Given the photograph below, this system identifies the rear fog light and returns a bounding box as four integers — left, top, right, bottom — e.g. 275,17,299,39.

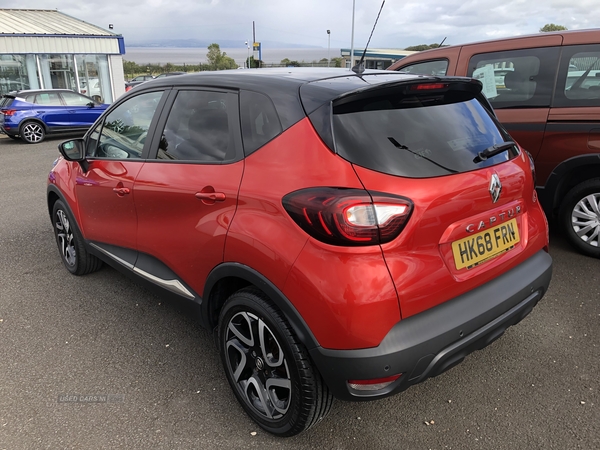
348,374,402,391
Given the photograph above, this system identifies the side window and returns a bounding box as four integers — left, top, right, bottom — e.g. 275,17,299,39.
240,90,282,155
34,93,62,106
468,47,560,108
158,90,234,162
87,91,164,160
398,60,448,76
554,45,600,105
60,91,94,106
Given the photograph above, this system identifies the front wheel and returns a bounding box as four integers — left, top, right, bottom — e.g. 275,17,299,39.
20,121,46,144
559,178,600,258
52,200,103,275
218,288,333,436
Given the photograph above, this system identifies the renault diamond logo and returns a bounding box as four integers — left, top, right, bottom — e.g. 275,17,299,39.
489,173,502,204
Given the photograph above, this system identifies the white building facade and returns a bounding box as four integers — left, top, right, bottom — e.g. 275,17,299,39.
0,9,126,103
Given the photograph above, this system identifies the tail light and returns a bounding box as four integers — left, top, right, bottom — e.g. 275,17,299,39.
1,109,16,116
524,149,536,186
282,188,413,246
125,85,133,92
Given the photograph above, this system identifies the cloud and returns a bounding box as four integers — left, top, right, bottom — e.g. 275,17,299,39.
15,0,600,49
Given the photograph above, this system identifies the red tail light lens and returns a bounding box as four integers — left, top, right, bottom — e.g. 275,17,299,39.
125,86,132,92
1,109,16,116
282,188,413,246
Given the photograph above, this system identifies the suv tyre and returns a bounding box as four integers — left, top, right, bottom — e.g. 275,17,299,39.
559,178,600,258
218,288,333,436
21,120,45,144
52,200,103,275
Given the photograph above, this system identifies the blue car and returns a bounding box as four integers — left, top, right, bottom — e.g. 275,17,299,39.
0,89,109,144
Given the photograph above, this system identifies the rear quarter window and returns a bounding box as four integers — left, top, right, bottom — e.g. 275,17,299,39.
240,90,282,155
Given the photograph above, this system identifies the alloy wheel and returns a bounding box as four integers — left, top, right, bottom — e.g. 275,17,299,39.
55,209,77,267
570,193,600,248
21,122,45,143
224,311,292,420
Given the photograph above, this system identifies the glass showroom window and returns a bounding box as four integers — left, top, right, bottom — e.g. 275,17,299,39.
0,55,40,95
76,54,113,103
39,54,77,92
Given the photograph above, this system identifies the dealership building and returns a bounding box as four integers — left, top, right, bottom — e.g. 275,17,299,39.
0,8,126,103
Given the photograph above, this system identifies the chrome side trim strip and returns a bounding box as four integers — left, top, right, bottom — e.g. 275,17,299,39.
89,243,195,300
89,243,134,270
132,267,195,299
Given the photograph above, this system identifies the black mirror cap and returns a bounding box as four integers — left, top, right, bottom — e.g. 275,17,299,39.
59,139,88,171
59,139,86,161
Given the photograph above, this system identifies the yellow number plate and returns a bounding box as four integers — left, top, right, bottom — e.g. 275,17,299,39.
452,218,520,270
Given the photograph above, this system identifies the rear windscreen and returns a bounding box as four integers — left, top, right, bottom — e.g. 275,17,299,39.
332,91,516,178
0,96,14,108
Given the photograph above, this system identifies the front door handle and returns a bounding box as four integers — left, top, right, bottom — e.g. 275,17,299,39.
113,187,130,196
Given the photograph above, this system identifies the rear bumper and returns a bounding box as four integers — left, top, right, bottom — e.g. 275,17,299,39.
309,250,552,401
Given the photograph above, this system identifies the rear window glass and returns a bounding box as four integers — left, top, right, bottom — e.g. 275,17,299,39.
333,92,515,178
0,96,13,107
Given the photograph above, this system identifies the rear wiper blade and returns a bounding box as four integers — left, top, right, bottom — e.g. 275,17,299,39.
473,141,516,163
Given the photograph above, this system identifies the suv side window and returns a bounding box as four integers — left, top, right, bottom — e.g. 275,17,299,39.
553,44,600,106
157,90,235,162
60,91,95,106
468,47,560,108
240,90,282,155
86,91,164,160
34,92,62,106
399,60,449,76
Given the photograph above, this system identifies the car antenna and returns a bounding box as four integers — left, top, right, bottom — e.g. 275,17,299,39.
352,0,386,75
437,37,447,48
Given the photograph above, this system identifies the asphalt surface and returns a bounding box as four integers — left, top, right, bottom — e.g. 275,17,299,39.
1,134,598,449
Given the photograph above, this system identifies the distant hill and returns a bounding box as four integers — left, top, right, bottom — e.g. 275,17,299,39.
125,38,321,49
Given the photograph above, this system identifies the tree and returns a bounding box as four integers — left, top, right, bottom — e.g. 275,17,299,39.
540,23,568,32
206,43,238,70
404,44,447,51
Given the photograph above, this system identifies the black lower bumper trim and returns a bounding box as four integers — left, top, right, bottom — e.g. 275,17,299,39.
309,250,552,401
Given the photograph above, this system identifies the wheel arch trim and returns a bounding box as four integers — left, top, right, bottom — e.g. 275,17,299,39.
537,153,600,216
203,263,320,350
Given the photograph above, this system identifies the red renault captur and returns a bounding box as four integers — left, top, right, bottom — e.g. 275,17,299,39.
47,68,552,436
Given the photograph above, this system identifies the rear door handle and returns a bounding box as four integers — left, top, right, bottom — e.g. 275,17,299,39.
195,192,226,203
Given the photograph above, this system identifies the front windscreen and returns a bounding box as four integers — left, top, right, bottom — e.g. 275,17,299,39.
333,93,516,178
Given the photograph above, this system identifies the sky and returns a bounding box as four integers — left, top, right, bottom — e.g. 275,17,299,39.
15,0,600,49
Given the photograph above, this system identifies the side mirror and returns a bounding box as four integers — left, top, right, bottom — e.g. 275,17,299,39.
59,139,88,171
87,102,95,108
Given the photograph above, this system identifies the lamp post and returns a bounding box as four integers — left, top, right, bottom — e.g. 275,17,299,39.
327,30,331,67
245,41,250,68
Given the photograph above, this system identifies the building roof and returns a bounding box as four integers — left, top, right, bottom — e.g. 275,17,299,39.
0,9,115,36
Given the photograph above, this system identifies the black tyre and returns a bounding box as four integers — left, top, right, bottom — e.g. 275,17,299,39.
559,178,600,258
218,288,333,436
20,121,46,144
52,200,103,275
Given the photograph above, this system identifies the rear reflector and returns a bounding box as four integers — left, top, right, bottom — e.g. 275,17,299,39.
348,374,402,391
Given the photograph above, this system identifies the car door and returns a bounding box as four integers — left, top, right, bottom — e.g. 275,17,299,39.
59,91,104,127
539,43,600,185
74,90,167,252
133,88,244,298
32,91,70,128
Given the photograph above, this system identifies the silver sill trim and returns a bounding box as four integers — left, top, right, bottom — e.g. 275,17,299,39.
132,267,195,300
89,243,134,270
89,243,195,300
